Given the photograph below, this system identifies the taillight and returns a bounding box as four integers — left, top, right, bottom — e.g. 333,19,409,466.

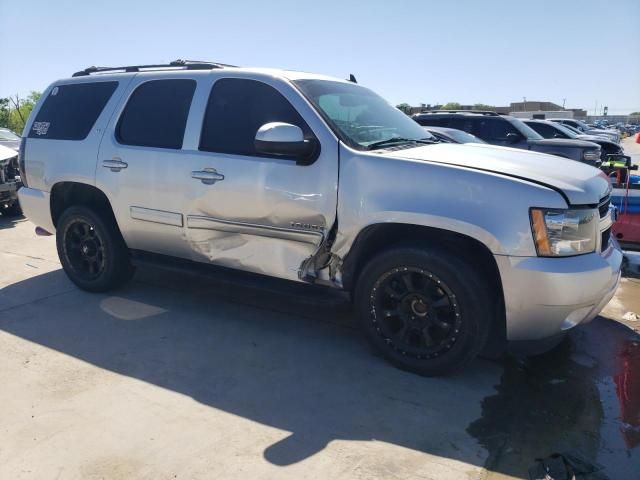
18,137,27,187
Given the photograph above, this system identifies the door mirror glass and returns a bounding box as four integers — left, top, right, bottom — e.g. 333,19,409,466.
506,132,521,144
254,122,318,164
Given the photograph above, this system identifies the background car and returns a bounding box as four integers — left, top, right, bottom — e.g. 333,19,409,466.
0,128,21,151
412,111,602,167
549,118,620,143
523,119,623,162
422,126,486,144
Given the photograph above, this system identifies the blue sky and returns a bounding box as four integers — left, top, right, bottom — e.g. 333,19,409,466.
1,0,639,114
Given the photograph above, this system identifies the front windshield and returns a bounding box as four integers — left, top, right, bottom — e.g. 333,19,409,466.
560,123,583,135
509,118,544,140
552,123,578,138
294,80,434,150
447,129,486,144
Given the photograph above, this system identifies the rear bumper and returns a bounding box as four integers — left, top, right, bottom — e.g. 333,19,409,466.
17,187,54,232
496,240,623,343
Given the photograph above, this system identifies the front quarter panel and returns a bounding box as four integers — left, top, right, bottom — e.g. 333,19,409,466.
333,144,568,260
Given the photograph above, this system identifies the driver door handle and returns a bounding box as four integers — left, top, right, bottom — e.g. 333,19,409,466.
192,168,224,185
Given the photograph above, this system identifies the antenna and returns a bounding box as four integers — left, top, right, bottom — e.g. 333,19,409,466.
348,74,357,84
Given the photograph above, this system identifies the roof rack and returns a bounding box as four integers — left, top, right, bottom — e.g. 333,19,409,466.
72,59,236,77
417,110,499,116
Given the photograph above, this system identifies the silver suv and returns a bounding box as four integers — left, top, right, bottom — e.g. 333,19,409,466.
18,61,622,376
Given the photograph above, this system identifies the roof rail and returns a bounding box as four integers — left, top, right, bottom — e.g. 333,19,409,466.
415,110,499,116
71,59,237,77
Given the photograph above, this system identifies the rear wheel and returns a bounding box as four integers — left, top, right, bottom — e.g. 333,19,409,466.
56,206,134,292
355,245,493,376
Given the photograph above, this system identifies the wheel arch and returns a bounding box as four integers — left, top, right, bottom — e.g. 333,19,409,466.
341,222,506,354
50,181,118,229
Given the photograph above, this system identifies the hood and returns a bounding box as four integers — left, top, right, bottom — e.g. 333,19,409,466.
587,128,619,140
528,138,600,149
575,135,620,149
0,140,20,151
0,144,17,163
383,143,610,205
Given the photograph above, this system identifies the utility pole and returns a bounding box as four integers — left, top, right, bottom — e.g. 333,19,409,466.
523,96,527,112
562,98,566,109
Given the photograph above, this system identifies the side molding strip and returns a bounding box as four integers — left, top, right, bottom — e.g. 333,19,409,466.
186,215,324,245
130,206,183,227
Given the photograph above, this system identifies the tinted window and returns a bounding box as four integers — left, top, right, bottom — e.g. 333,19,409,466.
117,79,196,149
29,82,118,140
527,122,561,138
472,118,520,142
200,78,313,157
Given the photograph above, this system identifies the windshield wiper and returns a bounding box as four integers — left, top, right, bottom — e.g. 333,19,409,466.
367,137,436,150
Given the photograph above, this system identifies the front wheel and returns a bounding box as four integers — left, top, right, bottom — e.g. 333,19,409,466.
56,206,134,292
354,246,493,376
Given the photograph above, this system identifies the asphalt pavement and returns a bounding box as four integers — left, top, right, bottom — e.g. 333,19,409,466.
1,206,639,479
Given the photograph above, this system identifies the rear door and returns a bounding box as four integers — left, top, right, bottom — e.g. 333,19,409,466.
176,75,339,282
96,73,198,258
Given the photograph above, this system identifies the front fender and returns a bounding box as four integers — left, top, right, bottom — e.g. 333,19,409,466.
333,146,568,260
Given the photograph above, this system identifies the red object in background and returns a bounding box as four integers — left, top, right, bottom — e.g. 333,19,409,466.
636,133,640,144
614,340,640,449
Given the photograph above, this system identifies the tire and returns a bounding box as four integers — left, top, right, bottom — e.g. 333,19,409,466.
56,206,134,292
354,245,493,376
2,201,22,217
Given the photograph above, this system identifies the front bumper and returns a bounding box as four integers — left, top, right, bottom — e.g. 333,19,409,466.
496,240,623,343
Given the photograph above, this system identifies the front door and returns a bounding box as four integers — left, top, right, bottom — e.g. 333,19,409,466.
177,75,339,282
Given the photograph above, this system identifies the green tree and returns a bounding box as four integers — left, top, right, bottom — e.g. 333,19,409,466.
440,102,461,110
1,91,42,133
630,112,640,116
473,103,495,111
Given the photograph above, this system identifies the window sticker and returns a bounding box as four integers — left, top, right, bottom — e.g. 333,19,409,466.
32,121,50,136
51,86,59,96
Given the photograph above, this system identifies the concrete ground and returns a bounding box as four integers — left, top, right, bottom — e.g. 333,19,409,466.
1,212,640,479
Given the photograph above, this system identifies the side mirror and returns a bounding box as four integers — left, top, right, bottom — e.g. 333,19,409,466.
506,132,521,144
254,122,318,165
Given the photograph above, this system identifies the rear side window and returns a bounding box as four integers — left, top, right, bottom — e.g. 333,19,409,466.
117,79,196,149
29,81,118,140
199,78,313,158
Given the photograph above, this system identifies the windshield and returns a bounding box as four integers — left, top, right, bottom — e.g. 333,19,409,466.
0,129,20,141
444,129,485,144
294,80,434,150
508,118,544,140
551,122,579,138
560,123,583,135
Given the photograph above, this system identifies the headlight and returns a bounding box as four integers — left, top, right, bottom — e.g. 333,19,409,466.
530,208,598,256
583,149,601,161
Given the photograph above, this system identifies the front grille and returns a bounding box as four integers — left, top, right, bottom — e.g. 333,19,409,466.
598,195,610,218
601,227,611,250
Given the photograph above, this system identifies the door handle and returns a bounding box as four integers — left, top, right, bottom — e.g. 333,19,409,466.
102,158,128,172
192,168,224,185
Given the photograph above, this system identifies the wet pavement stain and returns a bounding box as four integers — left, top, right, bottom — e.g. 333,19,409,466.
468,316,640,479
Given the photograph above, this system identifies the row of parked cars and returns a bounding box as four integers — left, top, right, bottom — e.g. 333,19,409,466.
412,111,624,168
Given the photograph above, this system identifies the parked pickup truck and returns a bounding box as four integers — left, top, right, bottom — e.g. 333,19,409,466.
18,61,622,376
